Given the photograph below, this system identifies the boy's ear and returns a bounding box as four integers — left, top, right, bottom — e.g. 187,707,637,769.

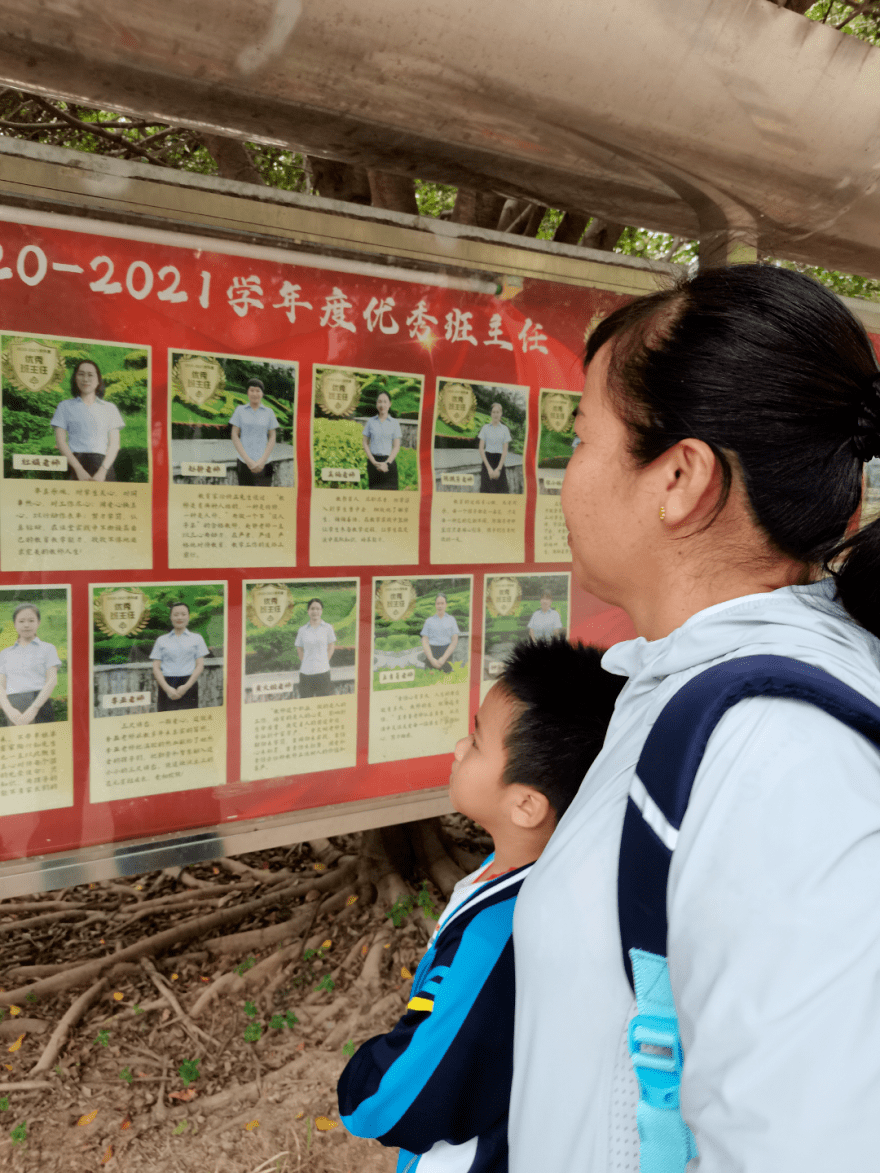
509,786,552,829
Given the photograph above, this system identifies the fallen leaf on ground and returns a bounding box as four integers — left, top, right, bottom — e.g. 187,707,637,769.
8,1006,20,1017
77,1109,98,1127
168,1088,197,1102
244,1119,259,1131
316,1117,339,1131
101,1144,113,1164
112,992,124,1001
7,1034,25,1052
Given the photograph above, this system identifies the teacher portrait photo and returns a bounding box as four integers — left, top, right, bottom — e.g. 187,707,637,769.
150,602,209,712
230,378,279,486
295,597,337,698
478,402,511,493
421,594,460,674
362,391,402,489
51,359,125,481
0,603,61,727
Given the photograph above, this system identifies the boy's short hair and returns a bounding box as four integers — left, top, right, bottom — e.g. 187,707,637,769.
498,638,624,822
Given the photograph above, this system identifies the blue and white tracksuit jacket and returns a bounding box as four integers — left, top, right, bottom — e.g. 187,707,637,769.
338,857,532,1172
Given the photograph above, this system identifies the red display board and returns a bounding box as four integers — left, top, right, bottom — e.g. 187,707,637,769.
0,210,638,868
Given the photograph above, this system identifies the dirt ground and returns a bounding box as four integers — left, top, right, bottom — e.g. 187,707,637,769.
0,816,488,1173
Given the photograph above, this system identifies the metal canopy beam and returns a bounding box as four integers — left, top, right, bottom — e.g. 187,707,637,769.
0,0,878,276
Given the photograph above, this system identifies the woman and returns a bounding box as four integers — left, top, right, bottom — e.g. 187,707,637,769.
478,402,511,493
150,602,208,712
527,593,563,643
420,594,460,674
52,359,125,481
295,598,336,698
508,265,880,1173
230,379,279,487
0,604,61,727
362,391,402,489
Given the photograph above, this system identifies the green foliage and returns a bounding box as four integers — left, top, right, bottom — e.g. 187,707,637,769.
434,382,526,452
414,181,457,218
92,583,224,666
170,354,295,441
94,1029,110,1047
0,337,149,481
386,882,440,926
313,417,366,488
314,369,422,420
178,1059,200,1087
538,425,578,468
374,580,470,642
484,575,569,649
243,1021,262,1042
342,1039,356,1058
245,583,357,674
119,1067,133,1085
234,955,257,977
10,1121,25,1145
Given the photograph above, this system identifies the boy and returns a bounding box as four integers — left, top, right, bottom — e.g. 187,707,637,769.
337,638,624,1172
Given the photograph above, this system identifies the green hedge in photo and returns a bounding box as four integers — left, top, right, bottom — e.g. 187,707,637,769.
1,340,149,481
244,583,358,674
313,418,417,491
93,584,224,667
170,356,295,442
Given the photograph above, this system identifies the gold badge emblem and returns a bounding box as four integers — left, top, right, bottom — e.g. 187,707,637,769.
172,355,224,407
541,391,577,434
486,576,522,618
375,578,418,624
3,339,61,392
248,582,293,629
437,381,477,431
94,588,151,638
316,368,360,418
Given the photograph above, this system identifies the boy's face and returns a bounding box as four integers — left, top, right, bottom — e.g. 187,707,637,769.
449,683,516,829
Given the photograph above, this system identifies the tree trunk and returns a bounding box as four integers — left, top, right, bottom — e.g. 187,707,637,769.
499,199,546,236
197,134,264,186
305,156,372,204
581,217,626,252
451,187,506,229
367,170,419,215
553,212,590,246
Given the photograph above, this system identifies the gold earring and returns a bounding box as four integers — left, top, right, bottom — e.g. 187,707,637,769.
659,505,666,520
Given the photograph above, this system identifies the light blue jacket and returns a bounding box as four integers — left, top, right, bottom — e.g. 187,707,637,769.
510,580,880,1173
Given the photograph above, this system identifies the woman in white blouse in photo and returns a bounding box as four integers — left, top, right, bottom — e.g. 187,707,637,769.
0,604,61,727
230,379,279,487
362,391,402,490
295,598,336,698
420,594,460,674
150,602,209,712
52,359,125,482
478,402,511,493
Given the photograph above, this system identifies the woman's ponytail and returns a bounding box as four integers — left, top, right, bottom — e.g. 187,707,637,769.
829,373,880,639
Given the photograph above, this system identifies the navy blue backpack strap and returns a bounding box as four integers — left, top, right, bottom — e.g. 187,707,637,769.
617,654,880,1173
619,653,880,987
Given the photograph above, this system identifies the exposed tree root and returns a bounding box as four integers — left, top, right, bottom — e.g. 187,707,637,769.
28,976,108,1075
1,859,358,1004
411,819,466,898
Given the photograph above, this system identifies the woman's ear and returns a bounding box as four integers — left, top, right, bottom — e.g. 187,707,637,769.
660,438,721,527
